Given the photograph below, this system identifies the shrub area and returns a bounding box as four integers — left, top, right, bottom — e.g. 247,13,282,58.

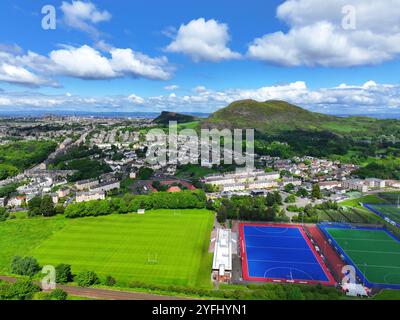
65,190,207,218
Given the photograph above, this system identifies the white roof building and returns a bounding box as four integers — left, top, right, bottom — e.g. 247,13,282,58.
212,229,232,274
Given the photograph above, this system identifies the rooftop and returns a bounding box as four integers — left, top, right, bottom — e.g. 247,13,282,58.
212,228,232,272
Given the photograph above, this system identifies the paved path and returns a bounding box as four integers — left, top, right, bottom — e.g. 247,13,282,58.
0,276,188,300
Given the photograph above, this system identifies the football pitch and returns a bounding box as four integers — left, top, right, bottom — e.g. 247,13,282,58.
0,210,214,287
240,224,334,285
320,225,400,289
364,204,400,226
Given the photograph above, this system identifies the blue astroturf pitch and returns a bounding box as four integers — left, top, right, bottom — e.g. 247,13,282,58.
240,224,334,285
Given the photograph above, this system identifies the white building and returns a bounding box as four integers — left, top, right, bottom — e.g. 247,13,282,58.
365,178,385,189
386,180,400,188
281,178,302,187
319,181,342,190
212,229,232,283
58,187,70,198
248,180,278,190
7,196,26,207
223,183,246,192
90,180,120,193
204,169,280,192
342,179,368,193
76,191,105,203
51,194,59,204
75,178,99,191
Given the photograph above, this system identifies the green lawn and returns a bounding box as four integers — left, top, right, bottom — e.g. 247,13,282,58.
29,210,214,288
176,164,218,179
0,216,66,274
373,290,400,300
325,227,400,286
340,195,386,208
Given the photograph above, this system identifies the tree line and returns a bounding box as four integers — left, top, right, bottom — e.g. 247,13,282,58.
211,192,289,223
64,190,207,218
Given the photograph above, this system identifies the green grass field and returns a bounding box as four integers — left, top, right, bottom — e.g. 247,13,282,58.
0,216,67,274
325,227,400,286
30,209,214,287
340,194,387,208
366,204,400,225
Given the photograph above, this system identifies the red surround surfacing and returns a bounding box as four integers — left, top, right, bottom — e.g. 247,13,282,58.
239,223,336,286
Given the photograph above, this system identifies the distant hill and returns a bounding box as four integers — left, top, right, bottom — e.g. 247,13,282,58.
153,111,197,125
201,99,337,132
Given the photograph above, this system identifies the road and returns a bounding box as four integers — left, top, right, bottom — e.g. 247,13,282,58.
0,276,188,300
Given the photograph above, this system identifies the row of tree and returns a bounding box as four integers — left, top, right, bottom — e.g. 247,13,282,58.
64,190,207,218
10,256,115,289
213,192,288,223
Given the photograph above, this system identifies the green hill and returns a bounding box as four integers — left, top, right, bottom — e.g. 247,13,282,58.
201,99,337,132
153,111,196,125
198,100,400,174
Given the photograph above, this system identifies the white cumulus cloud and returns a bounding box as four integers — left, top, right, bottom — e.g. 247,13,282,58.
164,84,179,91
248,0,400,67
61,0,111,37
0,44,173,86
166,18,241,62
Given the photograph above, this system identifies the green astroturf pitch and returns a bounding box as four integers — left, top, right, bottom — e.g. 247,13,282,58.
365,204,400,225
322,226,400,288
1,210,214,287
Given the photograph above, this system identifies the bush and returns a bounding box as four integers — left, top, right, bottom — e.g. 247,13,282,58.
28,195,56,217
0,279,40,300
285,195,297,204
11,256,40,277
49,288,68,300
65,190,207,218
55,264,73,284
33,291,51,300
0,207,9,222
104,275,116,287
75,271,100,287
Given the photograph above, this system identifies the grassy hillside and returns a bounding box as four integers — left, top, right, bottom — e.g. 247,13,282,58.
202,99,336,132
153,111,197,125
202,99,400,136
199,100,400,174
0,140,57,180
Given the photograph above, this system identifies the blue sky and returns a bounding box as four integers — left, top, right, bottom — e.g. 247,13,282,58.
0,0,399,114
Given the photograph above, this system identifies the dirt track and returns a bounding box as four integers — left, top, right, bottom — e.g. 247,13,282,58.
0,275,189,300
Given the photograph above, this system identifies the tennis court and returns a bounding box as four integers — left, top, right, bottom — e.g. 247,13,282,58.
363,204,400,227
240,223,334,285
320,224,400,289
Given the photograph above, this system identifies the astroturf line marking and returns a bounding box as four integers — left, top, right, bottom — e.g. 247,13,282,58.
247,259,322,266
262,267,315,280
246,245,311,251
253,227,291,235
346,249,400,255
352,264,400,269
246,234,304,239
333,237,396,242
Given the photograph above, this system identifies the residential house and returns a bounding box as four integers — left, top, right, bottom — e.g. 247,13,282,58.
76,191,105,203
319,181,342,190
90,180,120,193
58,187,70,198
75,178,99,191
7,195,26,207
342,179,368,193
